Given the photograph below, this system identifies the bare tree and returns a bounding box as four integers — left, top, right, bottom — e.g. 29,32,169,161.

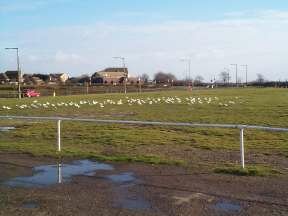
154,72,176,83
219,71,229,84
256,73,265,84
140,73,149,83
194,75,204,85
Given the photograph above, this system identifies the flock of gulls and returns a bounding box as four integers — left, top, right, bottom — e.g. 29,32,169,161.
1,96,243,111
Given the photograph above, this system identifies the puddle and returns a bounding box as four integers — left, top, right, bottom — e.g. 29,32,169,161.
108,172,152,211
107,172,136,184
22,201,39,209
2,160,152,212
3,160,113,188
114,196,152,211
0,127,15,132
214,200,241,212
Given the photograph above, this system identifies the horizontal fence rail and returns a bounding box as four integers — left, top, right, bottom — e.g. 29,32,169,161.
1,115,288,169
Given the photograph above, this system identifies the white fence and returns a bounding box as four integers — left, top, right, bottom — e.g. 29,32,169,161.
1,115,288,169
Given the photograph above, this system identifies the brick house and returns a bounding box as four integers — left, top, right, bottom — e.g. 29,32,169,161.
91,68,128,84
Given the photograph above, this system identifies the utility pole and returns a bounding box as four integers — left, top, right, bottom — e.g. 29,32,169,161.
113,56,127,94
138,77,142,93
224,67,230,86
5,48,21,99
181,58,192,89
241,65,248,86
231,64,238,87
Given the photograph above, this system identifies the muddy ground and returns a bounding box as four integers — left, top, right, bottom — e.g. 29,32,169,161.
0,153,287,216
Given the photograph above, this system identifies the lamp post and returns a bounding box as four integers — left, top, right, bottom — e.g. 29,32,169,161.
230,64,238,87
5,48,21,99
138,77,142,93
224,67,230,86
113,56,127,94
181,58,192,89
241,64,248,86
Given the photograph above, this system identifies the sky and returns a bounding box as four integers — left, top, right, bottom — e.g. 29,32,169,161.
1,0,288,82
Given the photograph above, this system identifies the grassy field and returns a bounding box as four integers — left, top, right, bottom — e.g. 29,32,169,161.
0,88,287,173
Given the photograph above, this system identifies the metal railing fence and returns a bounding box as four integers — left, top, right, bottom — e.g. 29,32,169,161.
1,115,288,169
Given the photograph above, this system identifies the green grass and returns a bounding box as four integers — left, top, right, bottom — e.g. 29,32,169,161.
214,165,282,176
0,88,288,126
0,88,287,171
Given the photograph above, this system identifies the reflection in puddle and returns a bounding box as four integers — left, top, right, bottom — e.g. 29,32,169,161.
107,172,136,183
2,160,152,212
22,201,39,209
3,160,113,188
108,172,152,211
0,127,15,132
215,200,241,212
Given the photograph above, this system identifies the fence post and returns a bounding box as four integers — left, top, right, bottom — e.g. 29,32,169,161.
57,120,61,152
240,128,245,169
58,163,62,184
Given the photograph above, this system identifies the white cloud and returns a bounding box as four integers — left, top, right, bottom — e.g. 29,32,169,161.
259,10,288,19
224,9,288,21
27,55,40,62
2,10,288,81
54,51,83,63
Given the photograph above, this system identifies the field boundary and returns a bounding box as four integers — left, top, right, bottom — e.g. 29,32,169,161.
1,115,288,169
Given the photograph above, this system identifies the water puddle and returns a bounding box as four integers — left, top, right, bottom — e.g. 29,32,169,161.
107,172,136,184
108,172,152,211
22,201,39,209
3,160,113,188
2,160,152,212
0,127,15,132
114,195,152,211
214,200,241,213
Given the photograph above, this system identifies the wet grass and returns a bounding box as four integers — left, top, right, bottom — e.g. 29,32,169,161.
0,88,287,169
214,165,282,176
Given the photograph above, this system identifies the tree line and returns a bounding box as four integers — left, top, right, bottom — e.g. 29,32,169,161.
144,71,287,87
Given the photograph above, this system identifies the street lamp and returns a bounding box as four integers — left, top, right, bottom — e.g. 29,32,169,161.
113,56,128,94
241,65,248,86
5,48,21,99
181,58,192,89
224,67,230,85
138,77,142,93
230,64,238,87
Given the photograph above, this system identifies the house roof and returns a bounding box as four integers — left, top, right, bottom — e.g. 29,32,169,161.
102,67,128,73
5,71,19,79
31,77,44,83
0,73,9,80
92,67,128,79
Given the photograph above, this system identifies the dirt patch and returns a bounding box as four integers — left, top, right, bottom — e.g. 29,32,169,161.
0,153,287,216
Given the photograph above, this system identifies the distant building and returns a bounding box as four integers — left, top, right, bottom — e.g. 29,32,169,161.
49,73,69,84
22,74,33,85
92,67,128,84
0,73,10,84
5,71,19,82
23,74,45,86
32,74,50,83
68,75,90,85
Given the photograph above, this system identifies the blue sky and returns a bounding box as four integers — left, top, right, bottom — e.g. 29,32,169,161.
1,0,288,81
2,0,288,29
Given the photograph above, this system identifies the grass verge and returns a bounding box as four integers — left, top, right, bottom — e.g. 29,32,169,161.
214,164,282,177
